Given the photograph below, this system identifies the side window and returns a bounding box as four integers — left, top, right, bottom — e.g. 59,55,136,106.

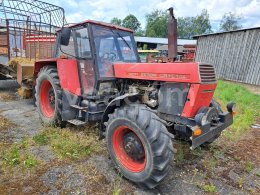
60,32,75,56
75,27,91,58
117,35,136,61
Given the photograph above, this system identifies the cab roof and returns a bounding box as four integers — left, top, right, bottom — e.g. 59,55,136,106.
63,20,134,33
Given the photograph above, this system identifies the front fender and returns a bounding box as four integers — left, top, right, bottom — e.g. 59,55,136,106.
99,93,139,139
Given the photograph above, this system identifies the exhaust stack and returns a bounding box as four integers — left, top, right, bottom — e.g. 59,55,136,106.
168,7,177,61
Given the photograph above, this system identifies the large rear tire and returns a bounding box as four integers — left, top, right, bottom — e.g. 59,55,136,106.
106,104,174,189
35,66,64,126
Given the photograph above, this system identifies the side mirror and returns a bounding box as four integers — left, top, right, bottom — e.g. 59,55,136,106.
60,27,71,46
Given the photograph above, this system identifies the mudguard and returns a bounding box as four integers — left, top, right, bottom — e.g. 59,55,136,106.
100,93,139,139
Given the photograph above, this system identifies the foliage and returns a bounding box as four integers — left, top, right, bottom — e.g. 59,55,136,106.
111,15,142,33
23,155,37,168
244,161,254,173
1,143,38,169
214,80,260,140
111,17,122,26
33,134,49,145
2,145,20,166
199,183,217,193
145,9,212,39
145,10,168,38
122,14,141,32
219,12,243,32
177,9,212,39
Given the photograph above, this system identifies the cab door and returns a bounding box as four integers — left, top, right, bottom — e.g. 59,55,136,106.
74,26,95,95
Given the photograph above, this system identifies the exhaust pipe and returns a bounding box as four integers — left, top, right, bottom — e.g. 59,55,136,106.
168,7,177,61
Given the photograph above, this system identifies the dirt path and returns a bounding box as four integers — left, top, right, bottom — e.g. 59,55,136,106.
0,80,259,194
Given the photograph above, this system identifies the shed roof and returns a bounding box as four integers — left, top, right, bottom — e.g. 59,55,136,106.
134,36,197,45
193,26,260,39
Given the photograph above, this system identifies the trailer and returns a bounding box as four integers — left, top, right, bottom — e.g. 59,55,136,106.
0,0,65,89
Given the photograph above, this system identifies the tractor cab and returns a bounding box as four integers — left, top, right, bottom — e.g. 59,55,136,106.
56,21,139,95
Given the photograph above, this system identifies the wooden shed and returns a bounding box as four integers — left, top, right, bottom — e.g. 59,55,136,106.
194,27,260,85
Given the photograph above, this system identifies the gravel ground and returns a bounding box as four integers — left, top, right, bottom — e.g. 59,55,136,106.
0,80,259,194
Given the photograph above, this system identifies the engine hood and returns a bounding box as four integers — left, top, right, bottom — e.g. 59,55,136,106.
113,62,216,84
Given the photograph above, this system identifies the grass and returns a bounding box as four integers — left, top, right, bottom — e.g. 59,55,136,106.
1,142,38,169
33,134,49,145
2,145,20,166
214,80,260,140
0,91,17,102
23,155,38,168
33,125,102,160
198,183,217,193
0,115,16,131
244,161,254,173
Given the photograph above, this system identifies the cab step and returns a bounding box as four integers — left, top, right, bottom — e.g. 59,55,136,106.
67,119,86,126
70,105,88,111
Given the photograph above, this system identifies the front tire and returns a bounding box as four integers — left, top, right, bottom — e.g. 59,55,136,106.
35,66,63,126
106,104,174,189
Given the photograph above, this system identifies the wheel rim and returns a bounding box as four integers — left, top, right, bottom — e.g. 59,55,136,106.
112,126,146,173
39,79,55,118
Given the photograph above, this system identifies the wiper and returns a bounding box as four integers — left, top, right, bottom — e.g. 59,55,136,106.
111,29,131,50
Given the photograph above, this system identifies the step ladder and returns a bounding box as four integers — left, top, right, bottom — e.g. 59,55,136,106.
67,119,86,126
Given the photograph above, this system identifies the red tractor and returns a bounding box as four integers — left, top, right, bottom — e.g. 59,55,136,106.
33,8,235,189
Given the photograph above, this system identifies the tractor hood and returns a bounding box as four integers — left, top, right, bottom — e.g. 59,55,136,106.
114,62,216,84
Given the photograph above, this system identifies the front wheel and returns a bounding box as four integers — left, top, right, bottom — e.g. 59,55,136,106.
106,104,174,189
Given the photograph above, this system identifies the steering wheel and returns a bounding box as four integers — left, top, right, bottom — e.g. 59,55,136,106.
103,52,117,61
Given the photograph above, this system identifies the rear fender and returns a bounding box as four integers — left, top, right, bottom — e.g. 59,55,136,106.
34,58,58,77
34,58,81,96
100,93,139,139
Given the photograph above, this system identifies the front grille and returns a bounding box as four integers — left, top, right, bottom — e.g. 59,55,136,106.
199,64,216,83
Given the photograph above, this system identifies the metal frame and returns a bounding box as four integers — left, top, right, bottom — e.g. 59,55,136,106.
0,0,65,61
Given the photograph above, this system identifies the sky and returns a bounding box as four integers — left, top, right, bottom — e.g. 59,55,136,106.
45,0,260,31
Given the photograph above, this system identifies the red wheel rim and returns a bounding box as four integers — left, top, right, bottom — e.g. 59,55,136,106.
112,126,146,173
39,79,55,118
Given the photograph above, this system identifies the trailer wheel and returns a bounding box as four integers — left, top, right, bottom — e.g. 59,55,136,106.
35,66,64,126
106,104,174,189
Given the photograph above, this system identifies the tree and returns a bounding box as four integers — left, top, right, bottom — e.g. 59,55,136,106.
177,9,212,39
219,12,243,31
111,17,122,26
145,9,212,39
122,14,141,32
145,10,168,38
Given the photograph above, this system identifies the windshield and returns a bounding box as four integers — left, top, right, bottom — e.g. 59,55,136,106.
92,25,138,78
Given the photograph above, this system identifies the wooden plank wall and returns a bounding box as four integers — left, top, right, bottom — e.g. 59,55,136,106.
195,29,260,85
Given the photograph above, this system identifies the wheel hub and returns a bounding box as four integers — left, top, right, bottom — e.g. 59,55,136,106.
48,88,55,107
123,132,145,161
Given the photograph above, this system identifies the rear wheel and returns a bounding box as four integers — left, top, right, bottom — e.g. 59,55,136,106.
106,104,174,189
35,66,63,126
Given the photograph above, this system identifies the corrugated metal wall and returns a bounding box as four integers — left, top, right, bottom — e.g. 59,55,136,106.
195,28,260,85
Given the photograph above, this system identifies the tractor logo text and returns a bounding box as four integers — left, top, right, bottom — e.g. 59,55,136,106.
128,72,190,80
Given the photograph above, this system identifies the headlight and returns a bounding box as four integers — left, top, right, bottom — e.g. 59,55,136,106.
227,102,236,115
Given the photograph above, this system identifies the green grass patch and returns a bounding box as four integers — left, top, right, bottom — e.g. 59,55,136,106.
244,161,254,173
23,155,38,168
2,145,20,166
214,80,260,140
199,183,217,193
33,134,49,145
33,126,102,160
1,142,38,169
